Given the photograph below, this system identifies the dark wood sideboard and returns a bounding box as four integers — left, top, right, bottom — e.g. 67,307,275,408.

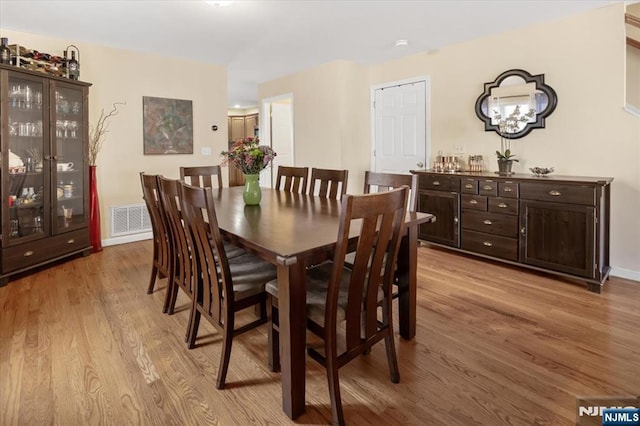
411,170,613,293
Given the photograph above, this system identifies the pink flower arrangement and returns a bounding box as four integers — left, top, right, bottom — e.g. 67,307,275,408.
221,137,277,175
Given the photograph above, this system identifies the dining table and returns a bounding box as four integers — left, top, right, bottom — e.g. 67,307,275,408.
210,187,435,419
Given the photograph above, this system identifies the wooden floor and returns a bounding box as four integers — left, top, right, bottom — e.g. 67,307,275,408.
1,241,638,425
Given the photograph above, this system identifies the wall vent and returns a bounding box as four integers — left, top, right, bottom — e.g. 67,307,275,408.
110,204,151,237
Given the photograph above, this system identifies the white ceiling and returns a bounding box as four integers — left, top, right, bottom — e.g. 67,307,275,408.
0,0,620,108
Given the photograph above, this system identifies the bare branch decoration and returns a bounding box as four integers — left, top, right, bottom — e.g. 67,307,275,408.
89,101,126,166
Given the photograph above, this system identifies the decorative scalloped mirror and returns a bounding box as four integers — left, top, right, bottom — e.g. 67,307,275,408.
475,69,557,139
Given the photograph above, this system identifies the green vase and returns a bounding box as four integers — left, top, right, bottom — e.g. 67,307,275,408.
243,173,262,205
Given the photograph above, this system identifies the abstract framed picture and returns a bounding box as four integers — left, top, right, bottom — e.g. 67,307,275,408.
143,96,194,155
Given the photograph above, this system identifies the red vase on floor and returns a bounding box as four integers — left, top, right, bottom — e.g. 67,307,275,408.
89,165,102,252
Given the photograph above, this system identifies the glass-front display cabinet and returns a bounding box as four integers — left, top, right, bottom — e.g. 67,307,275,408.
1,64,92,285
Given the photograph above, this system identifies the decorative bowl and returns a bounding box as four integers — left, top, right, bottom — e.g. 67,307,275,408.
530,167,554,177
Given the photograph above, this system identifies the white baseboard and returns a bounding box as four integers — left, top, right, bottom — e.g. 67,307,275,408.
102,232,153,247
610,267,640,283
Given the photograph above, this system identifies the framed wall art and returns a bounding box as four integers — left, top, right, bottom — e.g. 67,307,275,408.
143,96,193,155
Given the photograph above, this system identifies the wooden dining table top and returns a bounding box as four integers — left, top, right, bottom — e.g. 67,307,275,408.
209,187,435,263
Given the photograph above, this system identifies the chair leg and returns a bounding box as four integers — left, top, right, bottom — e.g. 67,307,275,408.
184,298,194,343
326,353,345,426
168,282,180,315
384,333,400,383
147,265,158,294
267,298,280,372
259,298,267,322
187,309,201,349
162,279,174,313
382,299,400,383
216,317,235,389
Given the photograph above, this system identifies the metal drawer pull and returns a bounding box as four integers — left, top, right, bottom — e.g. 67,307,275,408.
432,181,440,186
504,187,513,192
549,190,561,196
521,227,526,236
498,203,508,208
483,185,492,190
469,199,478,205
483,241,493,247
24,250,34,257
465,184,473,189
454,217,459,224
483,219,492,225
67,239,75,244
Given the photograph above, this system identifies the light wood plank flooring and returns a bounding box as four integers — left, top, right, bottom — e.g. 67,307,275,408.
1,241,638,425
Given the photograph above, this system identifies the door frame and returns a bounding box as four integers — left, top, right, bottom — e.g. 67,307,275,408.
370,75,431,172
260,93,294,187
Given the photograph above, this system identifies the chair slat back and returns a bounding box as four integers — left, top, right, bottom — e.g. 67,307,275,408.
140,173,170,275
180,165,223,189
157,176,193,298
309,168,348,199
275,166,309,193
179,182,231,323
363,171,418,212
329,187,408,351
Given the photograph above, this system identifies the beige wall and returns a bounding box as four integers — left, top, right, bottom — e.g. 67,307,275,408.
259,4,640,278
3,29,229,242
260,60,370,192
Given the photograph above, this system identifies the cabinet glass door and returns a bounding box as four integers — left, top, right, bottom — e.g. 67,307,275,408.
5,73,47,244
52,84,84,232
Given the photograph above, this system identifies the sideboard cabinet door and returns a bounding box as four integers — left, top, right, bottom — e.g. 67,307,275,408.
519,200,595,278
418,190,460,247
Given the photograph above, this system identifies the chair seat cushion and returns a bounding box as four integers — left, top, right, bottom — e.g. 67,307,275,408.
223,241,247,259
265,262,382,325
229,253,277,300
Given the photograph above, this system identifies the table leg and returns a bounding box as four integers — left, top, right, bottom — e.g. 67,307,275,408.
397,226,418,340
276,260,307,419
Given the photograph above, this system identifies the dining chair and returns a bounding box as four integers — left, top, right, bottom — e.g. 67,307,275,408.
139,172,171,295
180,165,223,189
157,176,195,329
179,164,247,259
363,171,418,212
308,167,348,199
179,181,277,389
347,171,418,298
275,165,309,193
266,187,409,425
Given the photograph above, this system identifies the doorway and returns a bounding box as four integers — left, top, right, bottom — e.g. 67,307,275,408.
371,77,430,173
261,93,294,187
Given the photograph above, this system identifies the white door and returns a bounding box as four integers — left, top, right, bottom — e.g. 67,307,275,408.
270,102,293,176
260,95,294,187
373,80,427,173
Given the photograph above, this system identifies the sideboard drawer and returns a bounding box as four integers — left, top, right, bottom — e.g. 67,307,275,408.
461,194,487,211
462,210,518,237
478,179,498,196
460,178,478,194
488,197,519,215
2,230,89,273
499,182,519,198
461,230,518,261
520,183,595,205
419,175,460,192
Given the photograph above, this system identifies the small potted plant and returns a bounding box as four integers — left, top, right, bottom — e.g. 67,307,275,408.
496,147,519,174
493,105,535,175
